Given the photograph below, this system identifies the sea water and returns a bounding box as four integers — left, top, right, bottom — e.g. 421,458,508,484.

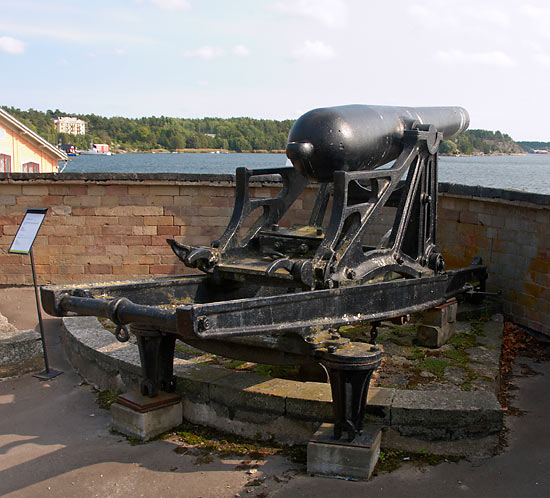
61,152,550,195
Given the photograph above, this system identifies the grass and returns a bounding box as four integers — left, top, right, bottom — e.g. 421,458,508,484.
407,349,427,361
253,364,301,380
374,449,461,476
96,389,121,409
98,317,117,334
419,357,449,377
169,420,307,464
443,349,470,364
175,344,204,356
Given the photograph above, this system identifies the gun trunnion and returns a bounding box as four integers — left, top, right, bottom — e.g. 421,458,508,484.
41,104,487,441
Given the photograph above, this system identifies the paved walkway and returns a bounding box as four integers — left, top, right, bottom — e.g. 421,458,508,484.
1,287,549,497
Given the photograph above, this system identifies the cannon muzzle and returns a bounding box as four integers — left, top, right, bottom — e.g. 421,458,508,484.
286,104,469,182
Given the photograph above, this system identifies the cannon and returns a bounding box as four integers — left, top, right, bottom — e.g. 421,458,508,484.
41,104,486,442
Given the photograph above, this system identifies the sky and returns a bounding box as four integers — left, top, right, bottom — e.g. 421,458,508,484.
1,0,550,141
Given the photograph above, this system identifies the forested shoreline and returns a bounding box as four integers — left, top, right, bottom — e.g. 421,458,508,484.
2,106,528,156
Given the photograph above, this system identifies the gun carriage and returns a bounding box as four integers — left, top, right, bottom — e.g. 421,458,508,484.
41,105,486,441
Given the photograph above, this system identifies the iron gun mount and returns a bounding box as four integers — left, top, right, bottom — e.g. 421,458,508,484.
41,104,487,442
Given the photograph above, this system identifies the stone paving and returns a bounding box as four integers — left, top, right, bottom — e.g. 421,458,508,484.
162,308,503,397
348,314,502,394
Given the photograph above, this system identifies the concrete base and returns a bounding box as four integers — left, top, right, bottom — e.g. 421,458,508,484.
416,299,458,348
0,328,44,378
307,423,382,480
111,390,182,441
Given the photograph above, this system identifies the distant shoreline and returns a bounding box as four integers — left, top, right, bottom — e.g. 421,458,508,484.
107,149,527,157
440,152,527,157
114,148,286,155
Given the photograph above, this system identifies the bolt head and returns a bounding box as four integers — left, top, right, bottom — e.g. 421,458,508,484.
197,316,211,332
298,243,309,254
345,268,356,279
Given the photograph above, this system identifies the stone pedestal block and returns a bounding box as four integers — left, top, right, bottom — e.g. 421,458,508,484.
416,299,458,348
307,423,382,480
111,390,182,441
0,328,44,378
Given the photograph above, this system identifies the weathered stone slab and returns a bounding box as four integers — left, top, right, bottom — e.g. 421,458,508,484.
285,382,333,422
382,428,499,458
111,394,182,441
61,316,506,451
478,314,504,349
308,423,381,480
456,299,503,321
0,326,43,378
0,313,17,334
175,363,234,404
416,300,458,348
391,389,503,440
210,371,290,416
365,387,395,424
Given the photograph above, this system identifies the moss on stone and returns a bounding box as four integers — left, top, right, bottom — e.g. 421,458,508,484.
96,389,121,409
374,449,461,476
419,358,449,377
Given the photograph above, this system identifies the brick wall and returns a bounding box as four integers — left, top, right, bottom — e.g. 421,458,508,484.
437,184,550,336
0,173,316,285
1,173,548,336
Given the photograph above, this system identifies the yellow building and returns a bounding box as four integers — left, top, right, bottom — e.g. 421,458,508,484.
0,108,67,173
54,116,87,135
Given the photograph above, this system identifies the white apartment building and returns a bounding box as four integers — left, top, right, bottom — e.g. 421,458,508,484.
54,116,87,135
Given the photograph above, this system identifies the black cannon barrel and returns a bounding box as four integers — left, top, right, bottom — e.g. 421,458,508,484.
286,104,469,182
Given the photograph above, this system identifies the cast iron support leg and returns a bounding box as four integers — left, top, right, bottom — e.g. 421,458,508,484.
159,334,177,392
132,324,177,397
318,342,381,441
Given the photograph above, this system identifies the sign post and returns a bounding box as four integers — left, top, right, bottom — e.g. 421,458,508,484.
9,208,63,380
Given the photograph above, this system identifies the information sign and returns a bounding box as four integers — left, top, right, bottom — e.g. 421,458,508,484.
8,208,47,254
7,207,62,380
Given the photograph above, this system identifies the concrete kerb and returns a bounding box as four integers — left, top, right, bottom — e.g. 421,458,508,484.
0,310,43,377
61,316,504,455
0,328,44,378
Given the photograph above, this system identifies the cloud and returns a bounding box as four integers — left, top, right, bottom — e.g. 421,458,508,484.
88,48,126,57
0,36,25,54
436,49,516,68
184,45,224,60
138,0,190,10
0,21,153,45
408,2,510,29
466,6,509,28
291,40,335,60
233,44,250,57
533,52,550,67
408,4,456,28
270,0,348,28
521,4,550,38
525,40,550,67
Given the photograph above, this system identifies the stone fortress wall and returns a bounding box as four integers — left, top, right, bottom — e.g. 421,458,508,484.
0,173,548,337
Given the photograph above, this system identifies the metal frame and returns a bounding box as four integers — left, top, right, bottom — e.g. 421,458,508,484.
41,108,487,441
